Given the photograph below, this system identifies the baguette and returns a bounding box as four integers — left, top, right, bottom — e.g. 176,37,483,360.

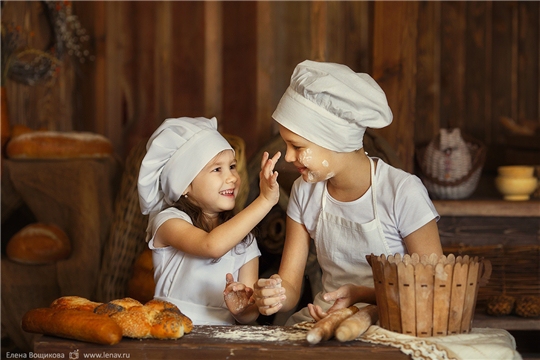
335,305,378,342
22,308,122,345
306,306,359,344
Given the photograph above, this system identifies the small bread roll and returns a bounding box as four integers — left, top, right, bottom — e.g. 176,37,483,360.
7,223,71,264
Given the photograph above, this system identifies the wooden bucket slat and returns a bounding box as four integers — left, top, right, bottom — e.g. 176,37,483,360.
433,263,453,336
372,256,390,330
461,261,479,333
398,262,416,336
415,263,434,337
448,262,469,334
384,261,402,333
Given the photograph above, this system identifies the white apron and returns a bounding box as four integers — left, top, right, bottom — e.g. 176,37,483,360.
287,157,391,324
154,252,236,325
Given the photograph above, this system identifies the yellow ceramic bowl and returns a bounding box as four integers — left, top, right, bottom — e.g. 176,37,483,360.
497,166,535,178
495,176,538,201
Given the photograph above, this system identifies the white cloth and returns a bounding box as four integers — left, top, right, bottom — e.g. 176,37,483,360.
287,158,396,325
148,207,261,325
361,325,522,360
272,60,392,152
287,158,439,258
138,117,233,218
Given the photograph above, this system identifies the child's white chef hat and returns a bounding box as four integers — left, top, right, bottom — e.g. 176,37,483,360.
137,117,233,216
272,60,392,152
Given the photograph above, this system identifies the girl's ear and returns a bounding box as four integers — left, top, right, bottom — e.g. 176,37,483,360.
183,184,192,197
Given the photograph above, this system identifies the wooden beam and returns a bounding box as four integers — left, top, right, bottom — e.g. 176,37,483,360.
204,1,223,120
222,2,257,158
310,1,327,61
416,1,441,146
440,2,466,130
256,2,277,146
372,1,418,172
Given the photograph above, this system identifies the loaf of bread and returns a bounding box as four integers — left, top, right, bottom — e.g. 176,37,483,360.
6,131,113,159
335,305,378,342
145,299,193,333
128,249,155,304
95,297,191,339
51,296,103,312
6,223,71,264
94,298,143,316
306,306,359,344
22,308,122,345
24,296,191,343
110,306,185,339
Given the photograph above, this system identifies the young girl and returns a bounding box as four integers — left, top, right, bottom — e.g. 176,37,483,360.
137,117,280,325
252,60,443,324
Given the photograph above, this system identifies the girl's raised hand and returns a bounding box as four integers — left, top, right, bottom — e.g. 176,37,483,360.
223,273,255,315
253,274,286,316
259,151,281,206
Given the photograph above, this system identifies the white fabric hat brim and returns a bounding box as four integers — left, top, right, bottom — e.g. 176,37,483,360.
272,87,366,152
272,60,392,152
161,127,232,206
137,117,233,216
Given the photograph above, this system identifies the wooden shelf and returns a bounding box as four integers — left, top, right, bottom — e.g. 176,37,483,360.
473,309,540,331
433,199,540,217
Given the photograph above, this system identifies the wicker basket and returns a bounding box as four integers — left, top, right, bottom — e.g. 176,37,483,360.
367,253,491,337
416,134,486,200
443,244,540,305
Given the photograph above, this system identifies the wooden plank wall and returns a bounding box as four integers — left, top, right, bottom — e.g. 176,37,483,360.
2,1,539,172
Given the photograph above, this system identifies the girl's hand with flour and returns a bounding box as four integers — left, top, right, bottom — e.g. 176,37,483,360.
259,151,281,206
223,273,255,316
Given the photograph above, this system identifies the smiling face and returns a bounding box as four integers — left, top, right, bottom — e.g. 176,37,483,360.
278,125,337,183
185,149,239,218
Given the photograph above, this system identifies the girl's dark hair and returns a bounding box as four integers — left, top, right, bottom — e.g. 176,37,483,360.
173,196,254,260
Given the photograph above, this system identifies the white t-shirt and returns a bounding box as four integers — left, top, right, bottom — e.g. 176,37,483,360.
147,207,261,325
287,158,439,255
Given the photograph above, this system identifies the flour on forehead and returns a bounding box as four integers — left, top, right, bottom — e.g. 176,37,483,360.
322,160,329,167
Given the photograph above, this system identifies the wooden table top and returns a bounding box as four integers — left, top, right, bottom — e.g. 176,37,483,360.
34,325,409,360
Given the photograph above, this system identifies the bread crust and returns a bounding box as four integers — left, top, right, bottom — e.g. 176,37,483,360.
51,296,103,312
6,131,113,159
144,299,193,333
25,297,190,342
22,308,122,345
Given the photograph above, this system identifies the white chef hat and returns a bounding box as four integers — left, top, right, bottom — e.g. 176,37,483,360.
272,60,393,152
137,117,233,216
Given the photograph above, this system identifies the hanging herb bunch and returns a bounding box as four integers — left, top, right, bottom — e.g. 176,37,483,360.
1,1,94,86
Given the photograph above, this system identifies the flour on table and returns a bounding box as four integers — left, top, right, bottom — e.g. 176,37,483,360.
210,326,306,342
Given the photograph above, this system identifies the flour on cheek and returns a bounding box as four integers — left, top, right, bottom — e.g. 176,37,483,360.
298,148,312,167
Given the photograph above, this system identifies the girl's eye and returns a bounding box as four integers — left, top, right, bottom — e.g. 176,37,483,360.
212,167,221,172
293,145,301,150
230,164,237,170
